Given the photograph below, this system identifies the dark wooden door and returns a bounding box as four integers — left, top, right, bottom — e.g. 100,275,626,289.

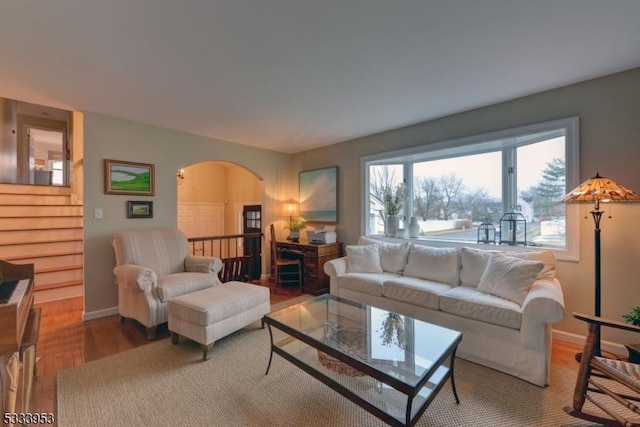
242,205,262,280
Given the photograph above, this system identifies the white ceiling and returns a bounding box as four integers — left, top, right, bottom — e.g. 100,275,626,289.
1,1,639,154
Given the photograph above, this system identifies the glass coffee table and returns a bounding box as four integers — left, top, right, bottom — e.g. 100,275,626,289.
263,295,462,427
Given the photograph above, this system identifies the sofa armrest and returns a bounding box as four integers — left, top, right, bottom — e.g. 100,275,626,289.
324,256,347,277
113,264,157,292
324,256,347,295
521,278,565,324
184,255,223,275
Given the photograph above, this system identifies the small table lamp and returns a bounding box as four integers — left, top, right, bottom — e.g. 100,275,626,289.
283,202,300,240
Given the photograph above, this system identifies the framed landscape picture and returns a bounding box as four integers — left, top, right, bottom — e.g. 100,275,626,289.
104,159,155,196
299,166,338,223
127,201,153,218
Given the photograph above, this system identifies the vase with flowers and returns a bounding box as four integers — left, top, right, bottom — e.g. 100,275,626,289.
382,184,404,237
285,218,306,242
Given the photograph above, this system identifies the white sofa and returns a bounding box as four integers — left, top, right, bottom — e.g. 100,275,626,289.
324,237,565,386
111,228,223,339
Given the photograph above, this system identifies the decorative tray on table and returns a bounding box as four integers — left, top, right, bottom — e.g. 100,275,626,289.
317,322,367,377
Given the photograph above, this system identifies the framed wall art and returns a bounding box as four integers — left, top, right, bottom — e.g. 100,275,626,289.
127,201,153,218
104,159,155,196
299,166,338,223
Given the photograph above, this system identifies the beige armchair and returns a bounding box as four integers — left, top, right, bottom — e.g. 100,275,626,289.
111,228,222,339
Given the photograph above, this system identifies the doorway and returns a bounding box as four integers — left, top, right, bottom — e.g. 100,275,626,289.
27,127,67,186
243,205,262,280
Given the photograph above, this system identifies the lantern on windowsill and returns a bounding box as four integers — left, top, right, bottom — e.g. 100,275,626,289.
477,219,496,244
499,211,527,246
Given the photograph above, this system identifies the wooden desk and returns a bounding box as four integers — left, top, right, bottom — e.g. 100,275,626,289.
274,240,343,295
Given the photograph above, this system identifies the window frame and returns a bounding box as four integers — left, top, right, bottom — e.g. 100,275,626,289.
361,117,580,261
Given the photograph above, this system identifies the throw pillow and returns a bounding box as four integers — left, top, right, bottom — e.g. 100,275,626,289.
509,250,556,281
358,236,410,273
460,247,497,286
345,244,383,273
402,245,460,285
477,253,544,305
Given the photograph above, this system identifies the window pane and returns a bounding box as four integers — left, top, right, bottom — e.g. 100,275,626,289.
412,152,501,241
368,164,404,236
517,137,566,248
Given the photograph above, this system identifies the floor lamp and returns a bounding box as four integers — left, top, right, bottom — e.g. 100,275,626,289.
563,173,640,359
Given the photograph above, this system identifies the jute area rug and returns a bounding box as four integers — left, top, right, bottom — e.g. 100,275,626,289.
58,298,599,427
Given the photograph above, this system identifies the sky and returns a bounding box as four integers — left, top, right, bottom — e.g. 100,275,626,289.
413,137,565,199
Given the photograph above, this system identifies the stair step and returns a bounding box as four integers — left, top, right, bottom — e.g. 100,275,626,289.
7,254,84,271
0,240,83,259
0,184,71,196
0,216,83,230
36,268,83,288
36,264,83,274
0,205,83,217
36,279,83,292
0,193,77,205
4,251,83,262
0,228,83,246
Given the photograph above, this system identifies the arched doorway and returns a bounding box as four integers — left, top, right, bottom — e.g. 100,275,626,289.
176,160,264,280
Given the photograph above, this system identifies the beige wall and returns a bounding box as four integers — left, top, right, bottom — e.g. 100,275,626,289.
83,114,292,318
291,68,640,343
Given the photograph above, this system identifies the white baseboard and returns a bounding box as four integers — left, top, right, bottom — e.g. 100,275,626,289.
553,328,627,357
83,306,119,321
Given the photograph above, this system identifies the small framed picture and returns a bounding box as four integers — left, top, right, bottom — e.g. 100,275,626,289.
127,201,153,218
104,159,155,196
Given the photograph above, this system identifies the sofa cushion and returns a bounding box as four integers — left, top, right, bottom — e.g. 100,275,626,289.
382,276,453,310
460,247,556,286
403,245,460,285
477,254,544,305
338,272,400,297
440,286,523,330
345,245,383,273
358,236,410,273
460,247,497,286
157,272,216,302
510,250,556,281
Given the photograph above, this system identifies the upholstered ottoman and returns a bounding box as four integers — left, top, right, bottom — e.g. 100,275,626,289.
167,281,270,360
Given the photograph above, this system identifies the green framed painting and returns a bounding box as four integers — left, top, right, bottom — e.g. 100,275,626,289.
104,159,155,196
127,201,153,218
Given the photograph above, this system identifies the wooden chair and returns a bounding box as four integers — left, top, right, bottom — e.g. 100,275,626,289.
564,312,640,426
269,224,302,294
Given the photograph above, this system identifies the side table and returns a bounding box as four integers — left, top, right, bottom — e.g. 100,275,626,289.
625,343,640,363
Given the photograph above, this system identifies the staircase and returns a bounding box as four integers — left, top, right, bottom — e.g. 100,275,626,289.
0,184,83,300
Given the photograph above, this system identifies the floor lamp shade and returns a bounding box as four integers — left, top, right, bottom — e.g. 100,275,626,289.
563,173,640,357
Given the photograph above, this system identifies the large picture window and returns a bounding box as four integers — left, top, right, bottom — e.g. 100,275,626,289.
362,117,579,257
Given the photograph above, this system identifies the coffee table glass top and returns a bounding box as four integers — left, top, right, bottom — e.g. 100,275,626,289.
265,294,461,394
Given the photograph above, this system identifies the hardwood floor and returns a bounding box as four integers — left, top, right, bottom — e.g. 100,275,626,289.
28,285,582,421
